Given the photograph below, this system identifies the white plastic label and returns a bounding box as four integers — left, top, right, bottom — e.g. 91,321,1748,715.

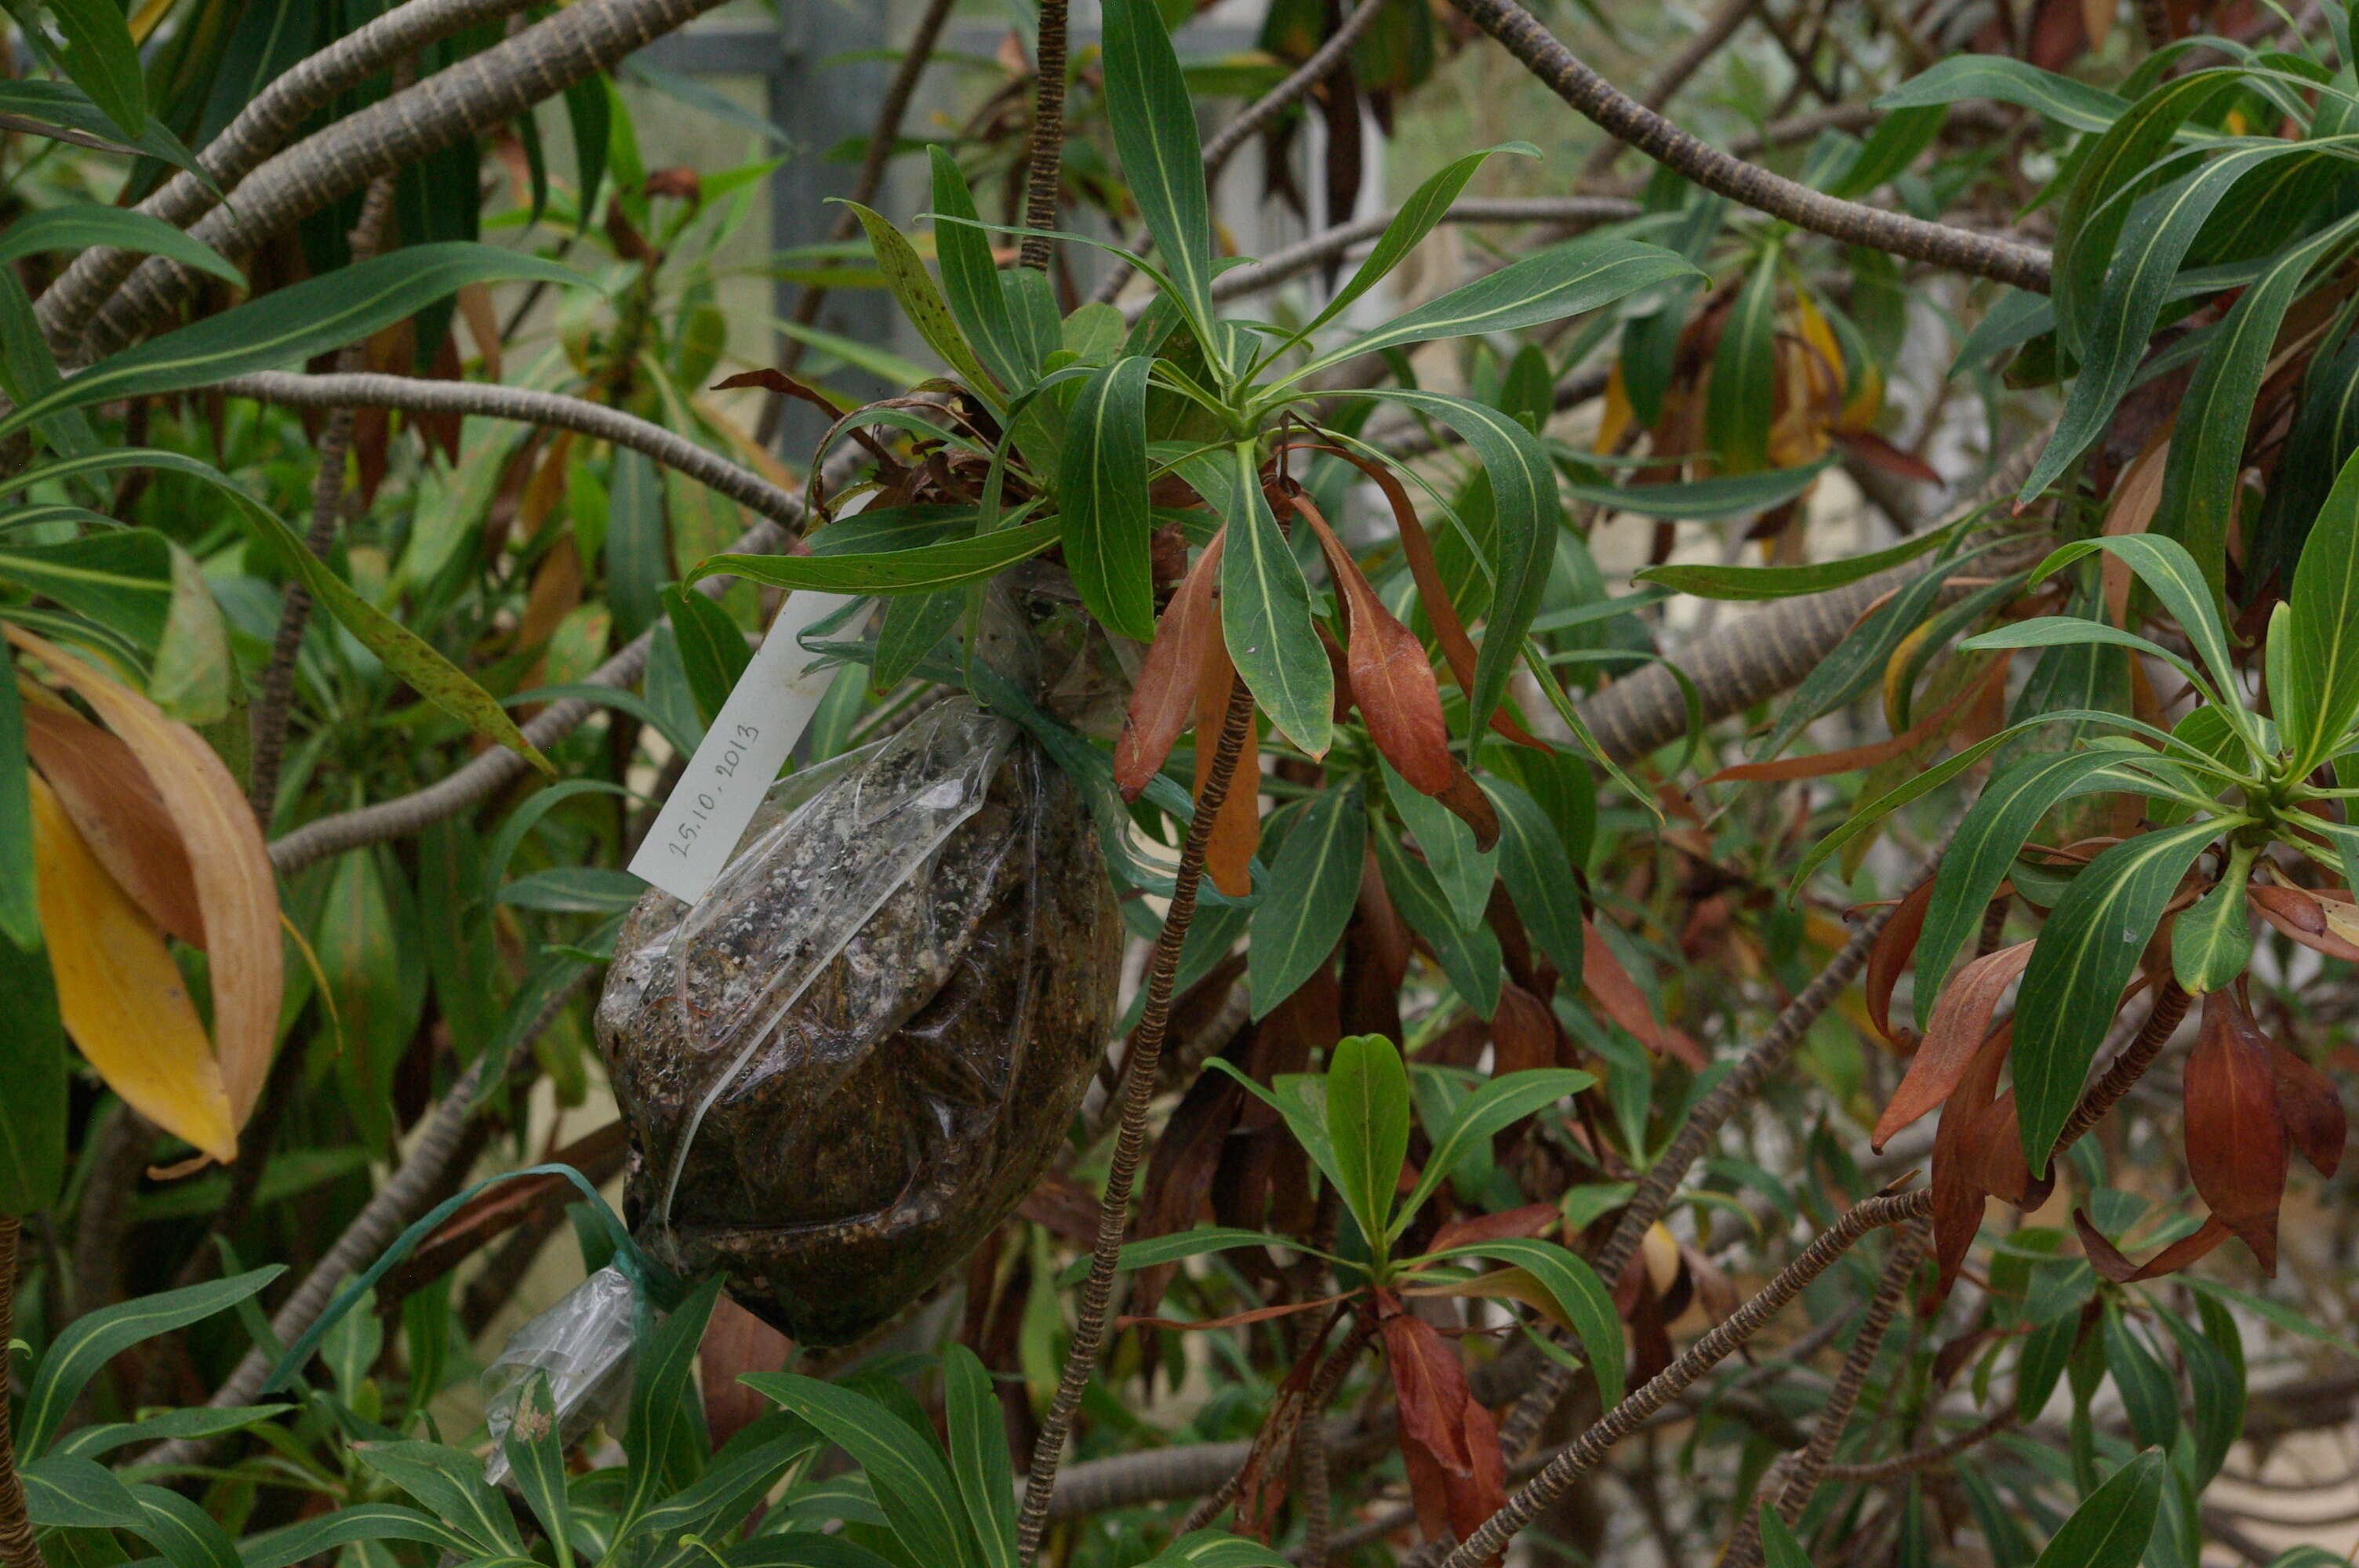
628,589,871,905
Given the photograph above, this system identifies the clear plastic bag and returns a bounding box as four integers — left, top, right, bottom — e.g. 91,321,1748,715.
595,696,1121,1345
482,1265,644,1483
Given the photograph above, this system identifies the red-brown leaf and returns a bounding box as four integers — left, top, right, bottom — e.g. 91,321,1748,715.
1289,493,1452,795
1834,428,1943,485
1490,982,1558,1077
1383,1305,1507,1562
2250,883,2359,963
700,1294,792,1450
2185,990,2290,1274
20,701,204,948
1116,528,1227,800
1194,640,1260,899
2272,1044,2347,1178
1707,657,2006,784
1275,441,1543,749
2075,1209,2232,1283
1929,1023,2013,1299
1874,939,2036,1150
1427,1203,1561,1255
1863,877,1939,1051
1582,920,1704,1068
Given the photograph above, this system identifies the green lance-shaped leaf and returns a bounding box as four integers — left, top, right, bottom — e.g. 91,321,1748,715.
1707,245,1783,473
233,1504,476,1568
1249,786,1367,1018
500,1372,575,1568
1294,236,1698,383
662,585,753,728
943,1346,1017,1568
2030,1450,2165,1568
20,1265,282,1455
1070,1227,1328,1286
744,1373,982,1568
2172,850,2252,996
1295,143,1538,341
0,78,201,172
1426,1236,1623,1408
1915,747,2179,1029
1183,440,1332,754
1640,520,1952,600
1396,1069,1594,1232
2033,535,2248,735
928,147,1031,393
1874,55,2130,132
1058,355,1156,641
1343,389,1559,747
692,517,1062,595
1485,775,1585,983
2026,142,2299,500
0,204,241,285
1325,1033,1415,1248
1757,1505,1812,1568
1383,759,1496,933
4,0,146,139
0,669,37,951
0,244,580,441
841,201,1002,401
1373,823,1503,1018
1563,459,1830,522
2281,446,2359,773
351,1441,525,1557
2013,822,2223,1174
0,933,65,1218
621,1275,722,1525
1100,0,1217,336
2153,210,2359,597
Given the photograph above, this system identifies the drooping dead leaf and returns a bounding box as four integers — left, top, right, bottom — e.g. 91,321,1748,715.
1863,876,1940,1050
2185,989,2290,1273
1382,1300,1508,1563
1928,1023,2013,1299
2075,1210,2232,1283
1115,528,1227,799
1582,919,1703,1068
1876,940,2036,1150
2248,883,2359,961
1426,1202,1561,1256
20,702,203,947
28,773,236,1161
1192,637,1259,900
700,1294,793,1450
2271,1042,2347,1177
6,628,282,1127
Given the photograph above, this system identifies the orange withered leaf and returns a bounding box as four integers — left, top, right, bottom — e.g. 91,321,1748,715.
1875,939,2035,1151
1581,918,1704,1068
1863,877,1939,1051
20,701,204,948
2075,1209,2232,1284
1382,1298,1508,1564
1115,528,1227,800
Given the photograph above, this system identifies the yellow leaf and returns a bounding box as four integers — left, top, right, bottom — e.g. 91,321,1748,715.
1595,360,1634,454
1402,1266,1575,1335
5,629,282,1127
29,773,236,1163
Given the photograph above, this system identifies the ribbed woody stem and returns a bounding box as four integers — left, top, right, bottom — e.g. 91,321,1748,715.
0,1219,46,1568
1015,677,1259,1561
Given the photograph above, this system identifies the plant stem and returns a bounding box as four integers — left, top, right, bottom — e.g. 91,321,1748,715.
1019,0,1069,272
1441,1189,1936,1568
2053,977,2190,1157
1445,0,2052,290
1014,675,1258,1563
0,1218,46,1568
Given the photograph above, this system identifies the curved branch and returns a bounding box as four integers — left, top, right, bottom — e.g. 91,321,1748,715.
1093,0,1390,305
35,0,540,353
1442,1189,1937,1568
214,372,807,528
1446,0,2053,292
78,0,732,360
1020,0,1070,271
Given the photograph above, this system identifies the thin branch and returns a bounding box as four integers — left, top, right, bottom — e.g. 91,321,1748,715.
76,0,736,361
1574,0,1760,179
781,0,960,373
1015,676,1259,1563
1093,0,1389,304
35,0,540,354
1722,1218,1928,1568
1445,0,2052,291
0,1220,45,1568
1441,1189,1937,1568
213,372,807,529
2053,976,2190,1156
1816,1409,2017,1483
249,172,402,825
1493,867,1921,1461
1020,0,1070,272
